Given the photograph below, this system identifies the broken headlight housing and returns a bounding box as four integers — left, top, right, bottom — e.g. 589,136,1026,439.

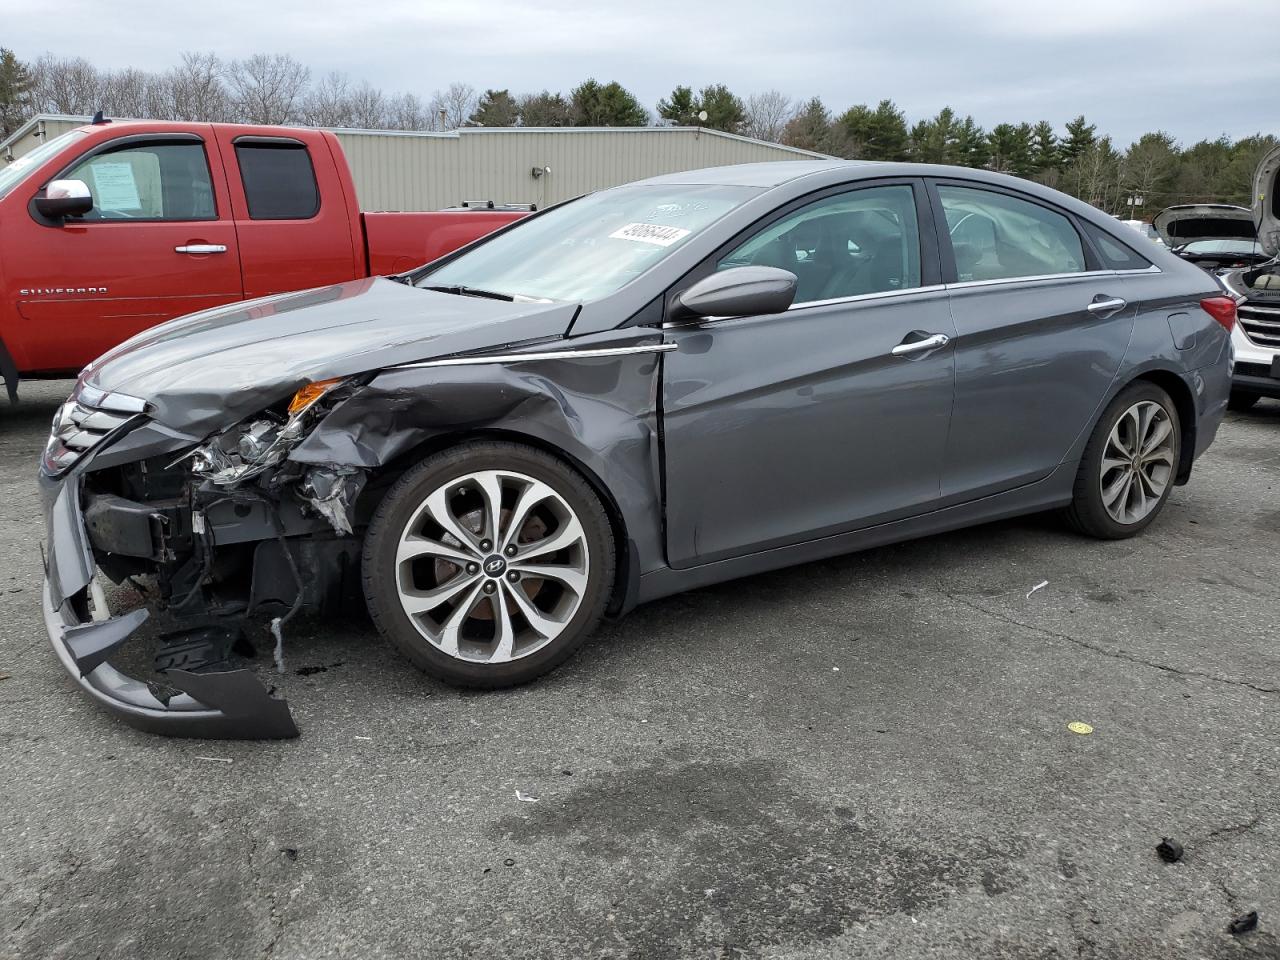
43,384,149,476
188,377,352,488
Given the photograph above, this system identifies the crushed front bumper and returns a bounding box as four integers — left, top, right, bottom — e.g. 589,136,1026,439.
41,473,299,740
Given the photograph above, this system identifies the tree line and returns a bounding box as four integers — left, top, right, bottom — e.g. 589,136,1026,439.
1,49,1273,217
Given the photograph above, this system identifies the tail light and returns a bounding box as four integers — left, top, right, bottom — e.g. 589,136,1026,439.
1200,296,1237,333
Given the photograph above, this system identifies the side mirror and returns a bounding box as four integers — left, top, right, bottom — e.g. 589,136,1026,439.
35,179,93,220
675,266,798,320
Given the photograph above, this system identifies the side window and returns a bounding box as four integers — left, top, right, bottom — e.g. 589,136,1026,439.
65,141,215,221
717,184,922,304
1081,221,1153,270
234,142,320,220
938,185,1086,282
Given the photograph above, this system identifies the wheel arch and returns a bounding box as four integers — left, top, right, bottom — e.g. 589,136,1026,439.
1128,368,1197,484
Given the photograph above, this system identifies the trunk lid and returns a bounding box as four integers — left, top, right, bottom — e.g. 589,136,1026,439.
1253,144,1280,258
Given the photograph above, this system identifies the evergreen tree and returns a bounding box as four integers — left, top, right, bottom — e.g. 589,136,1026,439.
1061,115,1097,167
696,84,745,133
469,89,518,126
1030,120,1058,172
570,79,647,127
0,48,32,137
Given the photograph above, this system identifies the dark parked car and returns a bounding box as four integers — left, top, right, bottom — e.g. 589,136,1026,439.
41,160,1235,738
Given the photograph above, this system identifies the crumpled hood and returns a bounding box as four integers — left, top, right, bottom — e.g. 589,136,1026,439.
1152,204,1255,248
1254,144,1280,258
85,277,579,433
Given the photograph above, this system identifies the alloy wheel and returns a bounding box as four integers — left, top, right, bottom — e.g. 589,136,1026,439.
1098,400,1176,525
393,469,590,663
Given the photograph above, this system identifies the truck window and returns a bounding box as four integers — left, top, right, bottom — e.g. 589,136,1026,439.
65,141,216,221
234,142,320,220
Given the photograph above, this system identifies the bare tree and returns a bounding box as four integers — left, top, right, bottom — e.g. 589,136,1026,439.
302,71,354,127
386,92,429,130
29,55,101,114
225,53,309,125
166,52,229,121
429,81,477,130
347,81,388,129
743,90,793,142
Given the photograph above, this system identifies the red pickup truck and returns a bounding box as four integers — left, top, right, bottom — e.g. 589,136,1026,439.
0,118,528,399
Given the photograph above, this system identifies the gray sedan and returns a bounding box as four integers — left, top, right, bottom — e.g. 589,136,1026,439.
40,160,1234,737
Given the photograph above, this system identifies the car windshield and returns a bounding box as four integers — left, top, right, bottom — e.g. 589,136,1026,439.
417,183,757,302
0,130,88,200
1182,238,1260,255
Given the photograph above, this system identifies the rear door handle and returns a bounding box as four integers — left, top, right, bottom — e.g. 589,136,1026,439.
175,244,227,255
891,333,950,357
1087,296,1127,316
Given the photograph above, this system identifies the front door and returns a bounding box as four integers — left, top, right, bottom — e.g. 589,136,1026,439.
5,132,242,373
661,181,956,568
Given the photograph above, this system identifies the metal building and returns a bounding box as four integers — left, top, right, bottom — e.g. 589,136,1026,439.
1,114,827,211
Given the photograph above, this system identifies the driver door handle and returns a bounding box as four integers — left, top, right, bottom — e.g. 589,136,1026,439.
891,333,950,357
175,244,227,255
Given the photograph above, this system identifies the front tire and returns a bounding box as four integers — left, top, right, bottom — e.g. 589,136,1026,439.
362,441,615,688
1064,382,1180,539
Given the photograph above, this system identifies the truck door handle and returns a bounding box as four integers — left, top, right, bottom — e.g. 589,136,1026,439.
174,244,227,255
1086,296,1127,316
891,332,950,357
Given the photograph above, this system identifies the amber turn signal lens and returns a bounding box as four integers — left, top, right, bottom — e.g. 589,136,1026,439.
288,378,342,415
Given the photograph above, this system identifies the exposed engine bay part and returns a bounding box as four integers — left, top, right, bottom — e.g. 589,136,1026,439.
297,466,366,535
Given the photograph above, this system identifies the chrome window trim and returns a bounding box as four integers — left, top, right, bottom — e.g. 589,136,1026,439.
945,264,1161,292
395,342,677,370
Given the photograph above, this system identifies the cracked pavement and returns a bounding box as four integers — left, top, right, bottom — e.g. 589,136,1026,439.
1,380,1278,959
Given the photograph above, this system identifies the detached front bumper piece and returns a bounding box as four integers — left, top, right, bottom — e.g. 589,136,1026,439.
41,477,298,740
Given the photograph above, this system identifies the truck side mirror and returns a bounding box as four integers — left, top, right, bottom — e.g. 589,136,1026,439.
36,179,94,220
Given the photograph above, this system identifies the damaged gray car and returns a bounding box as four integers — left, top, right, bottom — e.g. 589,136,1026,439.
41,160,1233,738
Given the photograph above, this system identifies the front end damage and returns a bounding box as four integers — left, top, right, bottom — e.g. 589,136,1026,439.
40,379,370,739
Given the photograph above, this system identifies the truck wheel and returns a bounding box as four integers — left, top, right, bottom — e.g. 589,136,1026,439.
362,440,615,688
1227,391,1259,412
1063,382,1180,540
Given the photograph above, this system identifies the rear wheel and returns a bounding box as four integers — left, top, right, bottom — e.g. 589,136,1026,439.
1227,391,1259,412
1064,382,1180,539
362,441,615,688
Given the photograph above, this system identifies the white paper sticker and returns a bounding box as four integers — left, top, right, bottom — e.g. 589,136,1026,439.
608,222,692,247
90,161,142,211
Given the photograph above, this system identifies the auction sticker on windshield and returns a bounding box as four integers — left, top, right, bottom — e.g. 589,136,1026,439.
609,222,692,247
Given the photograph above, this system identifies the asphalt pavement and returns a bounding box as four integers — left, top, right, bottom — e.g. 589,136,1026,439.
2,379,1277,960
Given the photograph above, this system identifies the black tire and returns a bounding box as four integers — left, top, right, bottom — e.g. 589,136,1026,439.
1227,391,1259,412
1063,381,1181,540
362,440,615,689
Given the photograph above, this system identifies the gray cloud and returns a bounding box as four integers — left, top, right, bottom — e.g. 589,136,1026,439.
7,0,1278,144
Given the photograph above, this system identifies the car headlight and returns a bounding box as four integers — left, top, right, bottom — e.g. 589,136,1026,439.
189,377,351,487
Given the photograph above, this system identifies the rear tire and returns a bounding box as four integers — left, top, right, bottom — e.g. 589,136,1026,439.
362,441,615,689
1063,382,1180,540
1227,391,1259,412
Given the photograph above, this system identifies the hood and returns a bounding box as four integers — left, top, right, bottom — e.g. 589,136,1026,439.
86,277,580,433
1152,204,1255,248
1254,143,1280,258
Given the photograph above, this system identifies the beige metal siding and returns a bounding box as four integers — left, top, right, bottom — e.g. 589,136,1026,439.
334,128,824,212
3,116,85,160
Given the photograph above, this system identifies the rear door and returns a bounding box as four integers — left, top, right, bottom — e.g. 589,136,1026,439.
931,180,1137,501
211,131,362,299
661,179,957,567
5,130,242,372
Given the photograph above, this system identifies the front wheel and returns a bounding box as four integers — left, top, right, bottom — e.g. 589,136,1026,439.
362,441,616,688
1064,382,1181,539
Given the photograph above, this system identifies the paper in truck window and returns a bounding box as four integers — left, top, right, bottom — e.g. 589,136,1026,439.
89,161,142,212
609,222,692,247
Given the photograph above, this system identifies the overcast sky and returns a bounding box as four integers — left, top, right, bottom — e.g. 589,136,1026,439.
4,0,1278,146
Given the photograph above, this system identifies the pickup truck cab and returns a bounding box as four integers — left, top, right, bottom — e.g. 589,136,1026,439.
0,118,528,398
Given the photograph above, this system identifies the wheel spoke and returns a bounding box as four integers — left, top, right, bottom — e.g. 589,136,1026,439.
516,514,585,560
397,534,475,566
1102,471,1130,510
1101,455,1130,474
424,486,482,552
401,571,481,614
1143,448,1174,467
436,581,485,657
1141,416,1172,455
500,479,556,551
490,586,516,661
511,562,587,596
473,471,505,547
503,579,565,637
1130,472,1148,519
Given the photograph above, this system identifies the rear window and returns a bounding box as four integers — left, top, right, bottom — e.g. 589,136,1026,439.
1081,222,1153,270
234,141,319,220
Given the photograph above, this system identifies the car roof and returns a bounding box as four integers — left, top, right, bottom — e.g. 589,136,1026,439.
633,160,870,188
